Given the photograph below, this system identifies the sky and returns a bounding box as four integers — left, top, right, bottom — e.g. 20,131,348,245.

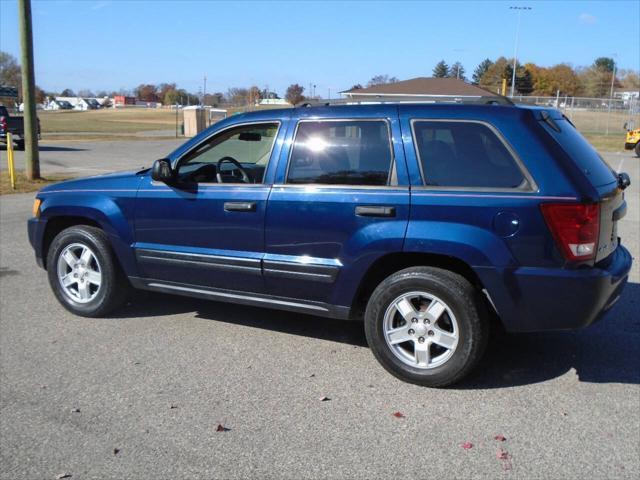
1,0,639,97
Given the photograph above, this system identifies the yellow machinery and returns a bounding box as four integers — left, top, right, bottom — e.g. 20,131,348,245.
624,122,640,157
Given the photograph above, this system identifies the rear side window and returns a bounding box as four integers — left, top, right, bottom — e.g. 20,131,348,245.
287,120,393,186
541,118,616,187
412,120,526,189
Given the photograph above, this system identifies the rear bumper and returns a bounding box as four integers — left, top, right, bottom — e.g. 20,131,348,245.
478,244,632,332
28,217,46,269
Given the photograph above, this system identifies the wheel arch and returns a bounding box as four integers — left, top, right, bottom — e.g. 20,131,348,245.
39,200,138,277
351,252,491,320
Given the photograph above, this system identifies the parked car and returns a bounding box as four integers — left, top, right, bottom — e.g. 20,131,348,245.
27,101,632,387
0,105,40,150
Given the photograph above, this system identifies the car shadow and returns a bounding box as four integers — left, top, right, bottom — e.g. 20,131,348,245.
0,145,88,152
111,282,640,387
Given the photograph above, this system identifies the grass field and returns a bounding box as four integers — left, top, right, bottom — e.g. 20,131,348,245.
0,171,71,195
39,109,177,136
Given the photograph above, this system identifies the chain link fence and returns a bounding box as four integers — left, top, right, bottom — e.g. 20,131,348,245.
512,95,640,135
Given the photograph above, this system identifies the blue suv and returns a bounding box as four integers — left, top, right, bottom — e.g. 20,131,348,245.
28,102,632,386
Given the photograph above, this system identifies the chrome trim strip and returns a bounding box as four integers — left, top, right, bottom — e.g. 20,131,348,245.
410,192,578,201
409,118,538,192
146,282,329,312
263,259,339,283
136,249,261,274
271,183,409,191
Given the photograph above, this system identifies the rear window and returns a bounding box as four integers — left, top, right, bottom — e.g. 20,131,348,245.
412,120,526,189
542,118,616,187
287,120,393,186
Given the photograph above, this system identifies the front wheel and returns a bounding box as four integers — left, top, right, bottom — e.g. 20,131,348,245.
364,267,488,387
635,142,640,157
15,139,25,151
47,226,129,317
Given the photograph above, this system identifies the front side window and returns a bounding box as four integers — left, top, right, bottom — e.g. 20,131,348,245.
413,121,526,189
287,120,393,186
178,123,278,184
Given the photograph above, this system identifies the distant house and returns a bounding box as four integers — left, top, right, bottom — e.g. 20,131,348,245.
54,96,100,110
341,77,498,101
113,95,136,107
259,98,290,106
44,98,74,110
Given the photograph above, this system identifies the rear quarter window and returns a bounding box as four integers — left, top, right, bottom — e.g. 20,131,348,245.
541,118,616,187
412,120,527,189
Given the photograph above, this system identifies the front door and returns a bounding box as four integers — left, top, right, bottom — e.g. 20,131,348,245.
134,120,284,293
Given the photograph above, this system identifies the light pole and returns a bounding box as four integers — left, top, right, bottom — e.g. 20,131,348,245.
606,55,617,135
509,6,531,98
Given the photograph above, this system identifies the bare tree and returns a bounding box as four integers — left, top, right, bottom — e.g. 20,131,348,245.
285,84,305,105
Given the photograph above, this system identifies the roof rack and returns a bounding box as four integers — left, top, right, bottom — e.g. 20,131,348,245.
296,95,514,108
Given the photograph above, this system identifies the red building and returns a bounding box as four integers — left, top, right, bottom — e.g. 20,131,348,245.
113,95,136,107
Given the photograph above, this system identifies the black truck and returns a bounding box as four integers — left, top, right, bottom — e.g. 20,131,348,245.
0,105,41,150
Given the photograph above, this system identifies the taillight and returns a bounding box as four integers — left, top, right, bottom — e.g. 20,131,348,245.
540,203,600,261
0,116,6,131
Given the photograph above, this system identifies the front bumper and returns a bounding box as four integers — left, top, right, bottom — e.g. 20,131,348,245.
624,142,638,150
28,217,46,269
478,244,633,332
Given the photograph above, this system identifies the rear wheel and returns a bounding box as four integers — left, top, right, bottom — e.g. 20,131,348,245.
364,267,488,387
635,142,640,157
47,226,129,317
15,139,25,151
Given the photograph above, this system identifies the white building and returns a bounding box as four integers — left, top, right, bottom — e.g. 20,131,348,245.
54,97,100,111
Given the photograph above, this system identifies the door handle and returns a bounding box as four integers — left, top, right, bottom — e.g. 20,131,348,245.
355,205,396,217
224,201,257,212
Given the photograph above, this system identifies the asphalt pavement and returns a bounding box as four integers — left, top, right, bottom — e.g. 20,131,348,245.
0,145,638,479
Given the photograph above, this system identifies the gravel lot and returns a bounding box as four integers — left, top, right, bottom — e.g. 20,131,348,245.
0,144,638,479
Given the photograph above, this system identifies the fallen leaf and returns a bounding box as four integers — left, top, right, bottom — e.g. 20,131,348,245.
392,411,405,418
494,434,506,442
496,448,513,471
71,408,80,413
170,404,178,409
461,442,473,450
215,423,230,432
113,448,120,455
309,374,316,378
56,474,72,479
319,396,331,402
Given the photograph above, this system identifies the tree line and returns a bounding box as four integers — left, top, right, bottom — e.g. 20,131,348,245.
362,57,639,98
2,50,639,110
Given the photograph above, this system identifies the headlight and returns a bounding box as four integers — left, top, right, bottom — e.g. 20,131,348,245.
32,198,41,218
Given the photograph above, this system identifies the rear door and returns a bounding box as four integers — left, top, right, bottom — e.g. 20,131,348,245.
263,106,410,308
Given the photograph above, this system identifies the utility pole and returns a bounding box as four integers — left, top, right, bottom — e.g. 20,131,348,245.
18,0,40,179
509,6,531,98
606,56,617,135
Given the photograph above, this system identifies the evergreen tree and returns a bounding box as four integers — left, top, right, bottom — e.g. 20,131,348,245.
432,60,449,78
472,59,493,84
448,62,466,81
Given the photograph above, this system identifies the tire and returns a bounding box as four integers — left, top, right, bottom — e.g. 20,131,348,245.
46,226,129,317
15,140,25,151
364,267,488,387
635,142,640,158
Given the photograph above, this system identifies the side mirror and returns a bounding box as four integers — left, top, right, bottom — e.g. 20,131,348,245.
151,158,174,183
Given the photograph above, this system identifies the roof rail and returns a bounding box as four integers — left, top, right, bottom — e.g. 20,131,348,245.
295,95,514,108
